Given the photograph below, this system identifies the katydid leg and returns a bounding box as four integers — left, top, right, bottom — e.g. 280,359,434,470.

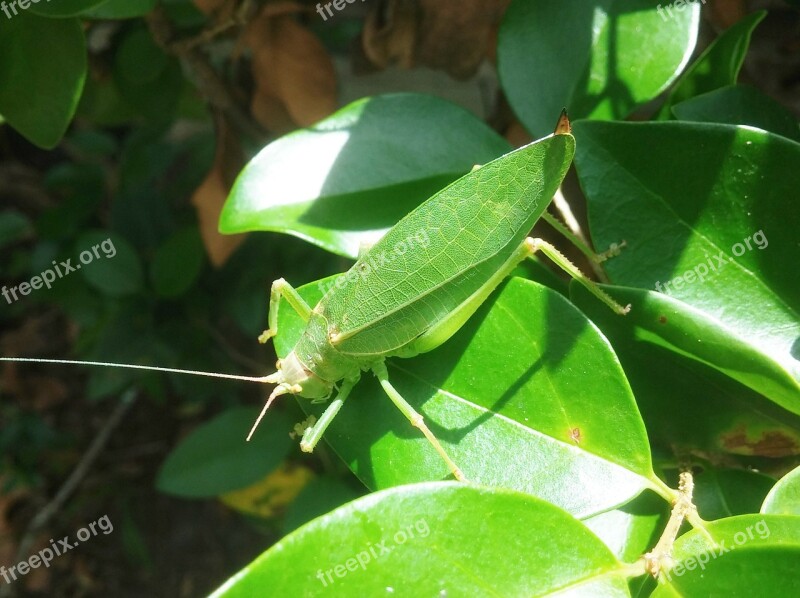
259,278,314,344
299,374,360,452
525,237,630,314
371,361,466,482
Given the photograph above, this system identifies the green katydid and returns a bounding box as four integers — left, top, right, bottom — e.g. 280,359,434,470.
249,110,628,482
1,111,628,482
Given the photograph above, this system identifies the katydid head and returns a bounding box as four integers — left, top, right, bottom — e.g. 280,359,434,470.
245,350,334,441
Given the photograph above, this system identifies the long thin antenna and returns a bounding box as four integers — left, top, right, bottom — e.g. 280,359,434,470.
0,357,273,384
246,384,294,441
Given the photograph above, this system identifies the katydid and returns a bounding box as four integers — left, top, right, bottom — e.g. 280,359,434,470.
1,111,628,482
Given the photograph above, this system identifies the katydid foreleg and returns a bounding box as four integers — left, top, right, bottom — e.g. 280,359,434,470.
258,278,313,345
299,373,360,452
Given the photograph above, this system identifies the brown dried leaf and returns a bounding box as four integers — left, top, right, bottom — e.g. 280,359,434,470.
362,0,510,79
193,0,233,17
707,0,747,29
192,118,247,266
245,10,337,129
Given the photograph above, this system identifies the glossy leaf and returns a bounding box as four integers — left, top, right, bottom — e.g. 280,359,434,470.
156,407,293,498
691,466,776,521
583,491,668,563
282,476,364,534
220,94,511,258
652,515,800,596
498,0,699,137
571,283,800,458
273,275,663,518
762,465,800,516
672,84,800,142
211,483,632,597
658,12,765,118
0,14,86,148
574,120,800,409
29,0,107,17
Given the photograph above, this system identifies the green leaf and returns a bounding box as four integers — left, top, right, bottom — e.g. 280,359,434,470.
220,94,512,258
571,283,800,459
77,231,144,296
691,466,776,520
0,14,86,148
672,85,800,142
582,491,668,563
658,11,765,118
274,276,663,518
150,227,205,298
497,0,699,137
29,0,107,17
574,120,800,409
652,515,800,596
211,483,631,597
0,211,32,250
156,407,294,498
282,476,364,535
762,465,800,516
84,0,156,18
113,27,182,123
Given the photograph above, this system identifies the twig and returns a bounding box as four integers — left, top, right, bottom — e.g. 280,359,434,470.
145,3,266,140
2,390,138,597
642,469,714,579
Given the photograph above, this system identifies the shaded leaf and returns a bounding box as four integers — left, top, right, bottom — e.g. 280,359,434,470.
156,407,294,498
221,94,511,258
672,84,800,142
77,231,144,297
574,120,800,409
150,227,205,298
498,0,699,137
0,14,86,148
582,491,669,563
29,0,107,17
658,11,765,118
692,466,776,520
571,283,800,458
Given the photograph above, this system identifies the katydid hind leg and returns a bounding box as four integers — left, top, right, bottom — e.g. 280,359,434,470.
371,361,466,482
525,237,631,314
258,278,314,344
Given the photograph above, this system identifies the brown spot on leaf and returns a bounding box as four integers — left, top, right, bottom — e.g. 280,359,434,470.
721,426,800,458
570,427,581,444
